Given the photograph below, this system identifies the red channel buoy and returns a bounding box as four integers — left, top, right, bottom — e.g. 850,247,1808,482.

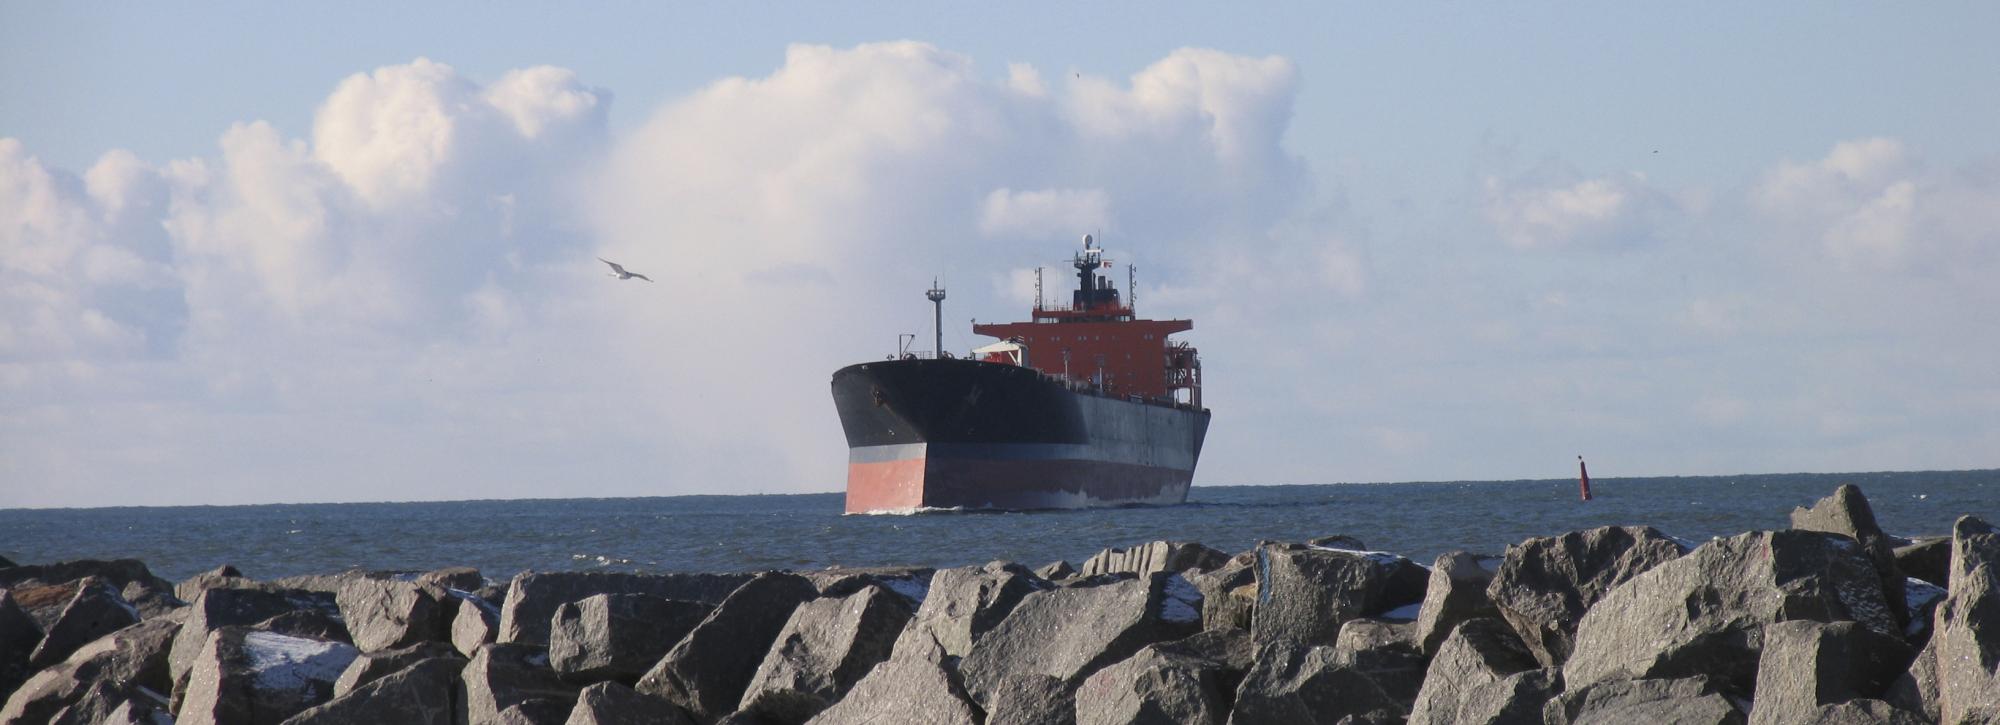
1578,455,1593,502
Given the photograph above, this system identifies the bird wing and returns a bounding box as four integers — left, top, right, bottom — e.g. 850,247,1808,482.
630,272,653,282
598,257,627,274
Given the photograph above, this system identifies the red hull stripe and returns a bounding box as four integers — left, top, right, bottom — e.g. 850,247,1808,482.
845,455,1191,513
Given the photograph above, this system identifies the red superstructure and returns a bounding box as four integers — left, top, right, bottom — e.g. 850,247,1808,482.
971,236,1202,407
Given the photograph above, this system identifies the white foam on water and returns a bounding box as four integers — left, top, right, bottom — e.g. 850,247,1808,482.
846,506,966,516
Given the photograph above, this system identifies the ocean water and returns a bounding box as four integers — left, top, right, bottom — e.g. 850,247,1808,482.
2,470,1993,582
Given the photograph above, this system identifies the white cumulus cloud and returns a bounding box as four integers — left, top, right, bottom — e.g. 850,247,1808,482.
2,44,1326,506
978,187,1111,239
1482,171,1672,249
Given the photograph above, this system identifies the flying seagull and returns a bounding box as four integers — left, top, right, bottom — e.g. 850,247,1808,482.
598,257,653,282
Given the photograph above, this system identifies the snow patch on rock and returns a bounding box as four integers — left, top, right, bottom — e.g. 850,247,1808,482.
1379,602,1422,621
1159,574,1203,623
882,576,931,605
241,631,357,697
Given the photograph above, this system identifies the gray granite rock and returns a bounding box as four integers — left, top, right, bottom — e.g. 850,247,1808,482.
417,567,485,592
1933,515,2000,724
1486,525,1687,668
958,572,1202,708
336,577,454,653
0,589,38,700
803,568,933,602
551,594,713,684
270,570,411,594
280,656,465,725
0,613,181,724
800,633,979,725
1406,618,1540,725
0,559,180,620
175,627,359,725
1078,540,1228,579
28,576,142,669
1798,698,1926,724
1543,675,1744,725
1169,628,1254,673
454,589,504,658
1249,543,1427,649
898,561,1048,659
1187,552,1255,633
1894,537,1950,589
1790,484,1908,627
737,584,914,724
1564,530,1898,696
498,572,754,646
331,640,461,697
1748,620,1912,724
8,580,84,633
633,572,819,724
1306,535,1369,550
176,566,248,606
565,681,694,725
1883,635,1940,723
463,643,579,725
985,673,1071,725
1037,561,1077,581
1074,634,1241,725
1331,618,1426,710
1451,667,1562,725
43,678,171,725
254,607,353,644
1414,551,1502,656
498,697,576,725
168,586,342,687
1226,642,1402,725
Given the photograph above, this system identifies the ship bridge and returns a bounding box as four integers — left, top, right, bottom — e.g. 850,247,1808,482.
972,235,1202,407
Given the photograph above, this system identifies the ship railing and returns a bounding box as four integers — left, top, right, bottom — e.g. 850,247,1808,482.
1036,371,1205,410
1032,303,1135,315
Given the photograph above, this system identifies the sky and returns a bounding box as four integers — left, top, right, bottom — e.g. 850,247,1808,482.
3,3,1998,508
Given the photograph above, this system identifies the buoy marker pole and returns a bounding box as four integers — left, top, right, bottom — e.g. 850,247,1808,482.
1578,455,1593,502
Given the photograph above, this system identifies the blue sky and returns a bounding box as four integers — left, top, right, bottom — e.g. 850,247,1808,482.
4,4,1998,506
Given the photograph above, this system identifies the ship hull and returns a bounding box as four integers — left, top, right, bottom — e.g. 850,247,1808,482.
832,358,1209,513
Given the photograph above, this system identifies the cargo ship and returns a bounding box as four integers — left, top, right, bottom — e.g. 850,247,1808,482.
830,235,1210,513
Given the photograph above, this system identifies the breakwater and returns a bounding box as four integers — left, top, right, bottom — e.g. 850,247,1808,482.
1,484,1994,724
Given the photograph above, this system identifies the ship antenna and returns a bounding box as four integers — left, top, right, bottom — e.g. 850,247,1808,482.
1035,267,1044,311
926,279,947,359
1129,263,1136,314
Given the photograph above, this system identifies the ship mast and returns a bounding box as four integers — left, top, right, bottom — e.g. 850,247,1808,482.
926,280,947,358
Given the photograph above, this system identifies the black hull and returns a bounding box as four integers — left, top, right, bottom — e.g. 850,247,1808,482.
831,358,1210,512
